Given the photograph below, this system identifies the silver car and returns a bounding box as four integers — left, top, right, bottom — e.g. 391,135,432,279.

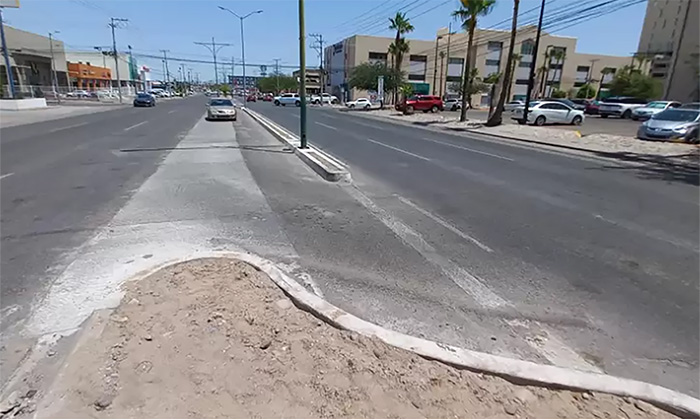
206,98,237,121
636,108,699,143
631,100,681,121
511,101,585,126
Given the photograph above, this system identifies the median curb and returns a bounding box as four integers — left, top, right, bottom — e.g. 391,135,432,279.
242,107,350,182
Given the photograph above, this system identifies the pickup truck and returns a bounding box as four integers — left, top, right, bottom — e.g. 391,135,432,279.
310,93,339,105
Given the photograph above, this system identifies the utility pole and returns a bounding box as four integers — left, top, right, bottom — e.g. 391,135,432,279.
217,7,263,102
298,0,307,149
48,31,61,103
128,44,136,93
0,8,16,99
160,50,171,95
230,56,235,96
587,58,600,97
443,23,452,99
273,58,280,93
309,33,324,105
439,51,445,98
522,0,546,125
432,35,443,95
194,37,232,85
109,17,128,103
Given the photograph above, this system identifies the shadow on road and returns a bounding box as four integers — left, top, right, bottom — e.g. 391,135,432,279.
119,145,293,154
588,150,700,186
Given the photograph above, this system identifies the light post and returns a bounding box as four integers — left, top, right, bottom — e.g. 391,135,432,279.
432,35,443,95
48,30,61,103
218,6,262,102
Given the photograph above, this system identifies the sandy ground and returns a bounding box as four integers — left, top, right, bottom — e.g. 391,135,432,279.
362,109,698,159
33,258,674,418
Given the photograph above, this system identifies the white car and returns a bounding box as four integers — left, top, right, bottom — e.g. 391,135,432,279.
346,98,372,109
504,100,526,112
311,93,339,105
444,98,470,111
631,100,682,120
274,93,300,106
511,100,585,126
598,97,648,119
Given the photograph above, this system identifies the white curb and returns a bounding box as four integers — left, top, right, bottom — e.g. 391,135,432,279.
114,252,700,418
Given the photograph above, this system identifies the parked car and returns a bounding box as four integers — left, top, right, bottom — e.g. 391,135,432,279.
346,98,372,109
274,93,300,106
631,100,681,120
546,98,586,111
66,90,90,98
444,98,470,111
636,108,698,143
396,95,443,114
246,94,257,102
311,93,340,105
584,100,601,115
679,102,700,109
133,93,156,107
206,98,237,121
511,100,585,126
598,96,648,118
504,100,526,112
262,94,273,102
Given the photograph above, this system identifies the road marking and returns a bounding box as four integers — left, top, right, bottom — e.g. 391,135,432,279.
315,121,337,131
397,196,493,253
366,138,431,161
168,110,177,114
0,172,14,180
346,186,507,309
124,121,148,131
353,120,385,130
423,137,515,161
47,122,88,133
290,113,300,118
322,113,338,119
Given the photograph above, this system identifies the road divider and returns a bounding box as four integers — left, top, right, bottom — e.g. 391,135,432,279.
242,107,350,182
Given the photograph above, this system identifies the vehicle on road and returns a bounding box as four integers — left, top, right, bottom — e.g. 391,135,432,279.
206,98,237,121
504,100,526,112
511,100,585,126
598,96,648,119
636,108,699,143
66,90,90,98
396,95,443,114
246,94,257,102
262,94,273,102
679,102,700,109
311,93,339,105
631,101,682,120
274,93,300,107
133,93,156,107
346,98,372,109
584,100,600,115
444,98,470,111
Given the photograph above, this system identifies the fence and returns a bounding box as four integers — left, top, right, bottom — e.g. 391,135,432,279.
1,85,139,102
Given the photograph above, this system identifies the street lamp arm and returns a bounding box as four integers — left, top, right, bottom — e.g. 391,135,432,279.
242,10,263,19
218,6,241,18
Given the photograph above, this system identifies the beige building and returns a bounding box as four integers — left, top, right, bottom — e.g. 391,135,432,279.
326,27,635,105
292,68,322,94
637,0,699,102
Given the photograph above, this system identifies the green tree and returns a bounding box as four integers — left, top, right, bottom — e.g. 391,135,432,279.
452,0,496,122
550,88,567,98
608,65,662,99
576,83,596,99
486,0,519,127
347,62,403,93
547,48,566,97
257,73,298,94
388,12,414,103
484,72,501,117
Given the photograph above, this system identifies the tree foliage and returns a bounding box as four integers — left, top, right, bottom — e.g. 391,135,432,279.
256,73,298,94
550,88,567,98
347,62,404,93
576,83,596,99
608,66,662,99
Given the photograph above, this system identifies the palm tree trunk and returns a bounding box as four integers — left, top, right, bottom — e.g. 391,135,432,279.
459,21,475,122
486,0,519,126
393,32,400,105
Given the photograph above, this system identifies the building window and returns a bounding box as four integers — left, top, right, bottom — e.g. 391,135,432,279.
408,55,426,80
515,79,529,85
487,41,502,51
518,61,531,68
368,52,387,65
485,59,500,66
447,57,463,78
576,65,589,72
520,40,534,55
408,74,425,81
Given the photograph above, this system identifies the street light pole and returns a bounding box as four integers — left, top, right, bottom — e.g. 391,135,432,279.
218,6,262,103
48,31,61,103
432,35,443,95
298,0,307,148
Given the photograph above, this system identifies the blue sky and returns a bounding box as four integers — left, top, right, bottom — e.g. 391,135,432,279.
3,0,648,82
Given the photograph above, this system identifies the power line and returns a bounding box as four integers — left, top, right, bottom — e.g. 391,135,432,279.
194,37,233,84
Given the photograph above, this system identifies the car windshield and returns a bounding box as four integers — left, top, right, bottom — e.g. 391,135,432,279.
651,109,699,122
210,99,233,106
646,101,668,109
137,94,151,98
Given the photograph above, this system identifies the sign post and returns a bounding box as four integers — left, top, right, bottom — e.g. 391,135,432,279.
377,75,384,109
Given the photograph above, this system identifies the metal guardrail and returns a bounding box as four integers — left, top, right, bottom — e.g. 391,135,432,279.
1,85,138,101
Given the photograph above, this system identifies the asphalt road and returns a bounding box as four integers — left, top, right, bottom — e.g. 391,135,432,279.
0,96,205,335
246,101,699,395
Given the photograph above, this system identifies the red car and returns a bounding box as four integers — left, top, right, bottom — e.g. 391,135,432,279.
246,94,257,102
262,94,273,102
395,95,444,114
584,100,600,115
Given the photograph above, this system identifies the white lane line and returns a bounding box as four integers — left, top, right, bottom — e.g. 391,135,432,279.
168,110,177,114
315,121,338,131
124,121,148,132
366,138,431,161
353,120,385,130
423,137,515,161
0,172,14,180
322,113,339,119
346,186,508,309
397,196,493,253
290,113,300,118
47,122,88,134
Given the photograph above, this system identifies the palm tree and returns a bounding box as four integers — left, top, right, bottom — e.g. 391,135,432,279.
597,67,614,98
452,0,495,122
504,52,521,103
485,0,520,127
388,12,414,104
548,48,566,97
484,72,501,117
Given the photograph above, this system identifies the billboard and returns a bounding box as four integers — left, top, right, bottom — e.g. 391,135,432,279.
0,0,20,8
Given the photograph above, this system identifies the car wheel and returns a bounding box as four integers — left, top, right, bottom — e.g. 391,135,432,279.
349,104,355,109
431,105,439,113
406,105,414,114
534,115,546,126
686,129,698,143
364,104,370,110
274,100,280,106
600,114,608,118
631,115,638,121
332,99,338,104
622,109,632,119
295,101,301,107
571,115,583,125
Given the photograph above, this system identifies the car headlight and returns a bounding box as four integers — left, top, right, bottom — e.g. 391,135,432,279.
673,125,690,133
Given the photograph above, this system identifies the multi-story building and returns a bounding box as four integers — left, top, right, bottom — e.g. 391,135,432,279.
292,68,322,94
65,51,139,93
67,62,111,90
637,0,699,102
326,27,635,105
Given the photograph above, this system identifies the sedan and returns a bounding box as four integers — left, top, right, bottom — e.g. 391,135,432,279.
631,100,681,120
206,98,237,121
346,98,372,109
511,101,585,126
444,98,470,111
637,108,699,143
504,100,526,112
133,93,156,107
